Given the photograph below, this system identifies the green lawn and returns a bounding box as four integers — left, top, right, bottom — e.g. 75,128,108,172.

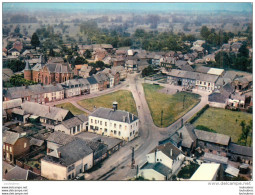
77,90,138,116
56,102,86,116
193,107,253,145
143,83,201,127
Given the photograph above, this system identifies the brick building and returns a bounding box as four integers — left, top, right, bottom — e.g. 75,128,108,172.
24,56,73,85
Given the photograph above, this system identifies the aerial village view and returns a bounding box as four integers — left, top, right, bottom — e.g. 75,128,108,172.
2,2,253,182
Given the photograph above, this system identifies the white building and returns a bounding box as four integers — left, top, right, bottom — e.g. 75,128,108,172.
88,102,139,141
54,115,88,135
190,163,220,181
139,143,185,180
41,138,93,180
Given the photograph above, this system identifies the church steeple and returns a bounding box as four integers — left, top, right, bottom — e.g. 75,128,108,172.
24,60,32,81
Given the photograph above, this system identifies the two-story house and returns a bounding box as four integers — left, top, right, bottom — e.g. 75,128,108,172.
139,143,185,180
88,102,139,141
3,131,30,164
41,138,93,180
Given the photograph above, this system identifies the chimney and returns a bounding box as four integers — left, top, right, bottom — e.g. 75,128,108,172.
170,149,173,157
113,101,118,111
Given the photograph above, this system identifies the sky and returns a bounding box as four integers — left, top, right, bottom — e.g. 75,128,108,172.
3,2,253,13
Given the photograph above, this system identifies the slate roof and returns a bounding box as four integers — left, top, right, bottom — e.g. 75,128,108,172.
30,138,44,147
46,63,72,73
87,76,98,85
44,138,93,166
140,162,172,177
46,131,76,146
90,107,138,124
228,142,253,157
4,84,63,100
175,60,194,71
194,129,230,146
3,131,20,145
24,61,31,70
178,123,197,148
61,116,84,129
21,102,72,121
149,142,182,160
75,132,122,150
2,68,14,81
76,114,88,122
3,98,22,110
4,166,40,181
203,152,228,164
208,92,228,103
167,69,219,83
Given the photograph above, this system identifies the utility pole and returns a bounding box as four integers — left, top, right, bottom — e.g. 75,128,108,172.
161,110,163,127
131,147,135,169
183,95,186,109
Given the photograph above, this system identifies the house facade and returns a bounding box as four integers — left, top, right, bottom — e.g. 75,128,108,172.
88,104,139,141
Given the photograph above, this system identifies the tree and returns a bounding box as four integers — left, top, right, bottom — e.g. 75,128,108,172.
31,32,40,48
74,56,87,65
6,59,26,73
238,120,251,146
83,50,91,59
200,26,210,40
238,44,249,58
215,51,231,69
49,48,55,57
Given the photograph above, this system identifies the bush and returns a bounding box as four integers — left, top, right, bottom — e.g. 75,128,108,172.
195,125,217,133
190,104,209,124
177,162,199,179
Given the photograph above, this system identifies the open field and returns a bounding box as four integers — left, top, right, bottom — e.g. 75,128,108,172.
56,102,86,116
77,90,138,116
143,83,201,127
193,107,253,145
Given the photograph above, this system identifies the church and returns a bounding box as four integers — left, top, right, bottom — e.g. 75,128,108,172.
24,55,73,85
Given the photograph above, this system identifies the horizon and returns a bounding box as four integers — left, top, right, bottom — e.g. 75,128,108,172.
3,2,253,13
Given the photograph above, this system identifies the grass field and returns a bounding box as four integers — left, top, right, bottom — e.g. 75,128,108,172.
56,102,86,116
77,90,138,116
193,107,253,145
143,83,201,127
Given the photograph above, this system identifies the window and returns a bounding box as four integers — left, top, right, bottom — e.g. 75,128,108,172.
104,128,107,133
9,147,12,152
200,81,202,84
68,175,71,179
114,123,116,128
100,121,102,125
3,145,5,150
157,159,159,161
114,130,117,135
95,120,97,124
105,122,107,126
91,119,93,123
130,132,132,136
119,125,122,129
77,125,80,132
6,145,9,151
24,142,27,148
133,130,135,134
73,127,76,134
118,131,121,136
204,82,206,85
208,83,211,86
90,125,94,130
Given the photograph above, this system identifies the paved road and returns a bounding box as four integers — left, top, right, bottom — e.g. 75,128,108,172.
46,73,209,180
85,73,209,180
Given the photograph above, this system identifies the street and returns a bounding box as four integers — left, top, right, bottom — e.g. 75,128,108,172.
48,73,210,180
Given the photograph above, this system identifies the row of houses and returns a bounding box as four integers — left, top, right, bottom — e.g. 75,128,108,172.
3,69,124,102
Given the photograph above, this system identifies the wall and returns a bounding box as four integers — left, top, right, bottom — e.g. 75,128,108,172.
41,159,67,180
209,102,226,108
88,116,139,141
139,168,166,181
147,151,173,169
